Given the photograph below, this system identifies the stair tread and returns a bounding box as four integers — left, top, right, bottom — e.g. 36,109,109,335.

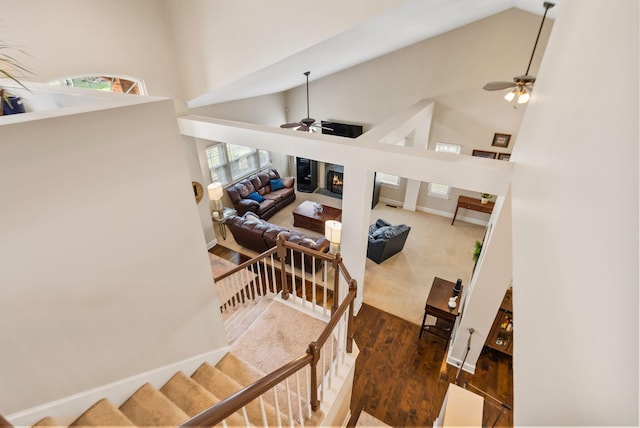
217,352,306,423
159,370,246,427
119,383,189,426
224,299,271,343
70,397,135,427
192,361,284,427
31,416,57,427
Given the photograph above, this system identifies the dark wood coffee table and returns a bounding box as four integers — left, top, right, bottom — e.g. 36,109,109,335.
292,200,342,233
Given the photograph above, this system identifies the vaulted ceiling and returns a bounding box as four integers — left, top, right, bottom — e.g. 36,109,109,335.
188,0,560,108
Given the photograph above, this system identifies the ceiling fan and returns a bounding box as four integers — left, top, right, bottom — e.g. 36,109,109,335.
483,1,555,104
281,71,331,133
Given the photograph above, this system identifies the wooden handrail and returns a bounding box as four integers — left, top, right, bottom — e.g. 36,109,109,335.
214,247,278,282
200,237,358,425
180,353,313,427
314,288,356,350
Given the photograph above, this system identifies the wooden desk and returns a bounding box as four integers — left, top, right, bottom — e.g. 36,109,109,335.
451,195,495,225
419,277,463,340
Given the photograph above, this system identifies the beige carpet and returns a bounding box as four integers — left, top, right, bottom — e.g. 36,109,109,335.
230,299,327,374
216,192,485,327
364,204,484,325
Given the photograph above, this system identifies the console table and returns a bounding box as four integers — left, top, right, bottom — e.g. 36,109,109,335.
451,195,495,225
419,277,463,340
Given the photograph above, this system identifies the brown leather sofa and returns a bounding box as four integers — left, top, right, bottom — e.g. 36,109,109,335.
226,212,330,271
225,169,296,220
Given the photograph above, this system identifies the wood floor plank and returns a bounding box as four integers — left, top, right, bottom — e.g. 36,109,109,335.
211,245,513,427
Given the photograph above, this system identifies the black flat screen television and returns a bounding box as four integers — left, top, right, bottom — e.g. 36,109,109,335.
321,121,363,139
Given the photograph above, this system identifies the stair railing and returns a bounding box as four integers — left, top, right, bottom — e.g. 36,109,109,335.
182,240,357,427
214,234,341,317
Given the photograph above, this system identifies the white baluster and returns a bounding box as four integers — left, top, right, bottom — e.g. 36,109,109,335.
285,378,294,428
258,396,268,427
272,386,282,428
241,406,250,427
295,371,304,426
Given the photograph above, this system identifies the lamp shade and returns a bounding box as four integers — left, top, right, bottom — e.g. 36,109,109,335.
325,220,342,244
207,182,223,201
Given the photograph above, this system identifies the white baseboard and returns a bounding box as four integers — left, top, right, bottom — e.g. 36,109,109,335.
446,354,476,376
377,197,489,226
8,346,230,427
207,237,218,249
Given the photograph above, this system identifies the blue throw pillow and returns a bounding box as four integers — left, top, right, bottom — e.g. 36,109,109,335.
247,191,265,202
270,178,285,191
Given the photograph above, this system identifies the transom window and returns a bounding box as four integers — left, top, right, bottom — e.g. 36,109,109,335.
49,74,146,95
428,142,461,198
205,143,271,185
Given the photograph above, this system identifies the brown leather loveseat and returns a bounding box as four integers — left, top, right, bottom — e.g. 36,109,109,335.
225,168,296,220
226,212,330,271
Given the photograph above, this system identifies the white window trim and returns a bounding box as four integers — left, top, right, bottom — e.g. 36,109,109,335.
205,142,272,186
427,142,461,199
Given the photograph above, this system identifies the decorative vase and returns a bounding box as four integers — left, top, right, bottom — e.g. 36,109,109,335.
481,197,489,204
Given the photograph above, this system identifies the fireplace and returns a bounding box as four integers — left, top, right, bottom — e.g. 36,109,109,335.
327,170,344,195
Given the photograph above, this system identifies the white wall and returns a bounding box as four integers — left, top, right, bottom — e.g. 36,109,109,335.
510,1,638,425
0,0,183,105
165,0,404,102
194,8,548,217
0,95,227,414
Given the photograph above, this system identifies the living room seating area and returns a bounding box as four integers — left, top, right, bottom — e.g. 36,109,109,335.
226,211,330,271
366,218,411,264
225,168,296,219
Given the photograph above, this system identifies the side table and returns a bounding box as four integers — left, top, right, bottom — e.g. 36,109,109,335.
419,277,463,340
212,207,237,240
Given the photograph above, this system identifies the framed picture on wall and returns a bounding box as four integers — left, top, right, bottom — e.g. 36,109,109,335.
498,153,511,161
472,149,497,159
492,133,511,148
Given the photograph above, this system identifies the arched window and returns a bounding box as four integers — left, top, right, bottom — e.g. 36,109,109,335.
49,74,146,95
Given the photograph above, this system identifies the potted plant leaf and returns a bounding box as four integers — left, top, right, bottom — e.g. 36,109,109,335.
1,39,31,116
480,193,493,204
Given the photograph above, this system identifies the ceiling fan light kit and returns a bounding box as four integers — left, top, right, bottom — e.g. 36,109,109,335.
483,1,555,105
281,71,332,133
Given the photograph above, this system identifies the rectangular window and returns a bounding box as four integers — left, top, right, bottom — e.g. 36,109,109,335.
428,142,461,198
378,173,400,186
205,143,271,185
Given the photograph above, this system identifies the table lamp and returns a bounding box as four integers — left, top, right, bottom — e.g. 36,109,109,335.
207,182,224,218
325,220,342,253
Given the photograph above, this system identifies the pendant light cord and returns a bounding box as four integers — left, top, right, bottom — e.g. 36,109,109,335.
304,71,310,119
525,2,555,76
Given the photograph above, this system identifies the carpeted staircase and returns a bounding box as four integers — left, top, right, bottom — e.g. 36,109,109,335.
29,299,324,427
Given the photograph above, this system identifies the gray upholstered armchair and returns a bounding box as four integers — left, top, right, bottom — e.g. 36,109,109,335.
366,219,411,264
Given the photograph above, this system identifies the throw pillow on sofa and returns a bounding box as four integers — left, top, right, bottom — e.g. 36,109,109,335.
247,191,265,202
269,178,285,191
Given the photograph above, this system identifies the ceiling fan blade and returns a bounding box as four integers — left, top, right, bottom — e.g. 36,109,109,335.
483,81,517,91
280,122,302,128
297,125,309,132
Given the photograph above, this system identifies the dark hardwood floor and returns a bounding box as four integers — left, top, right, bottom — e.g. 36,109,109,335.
210,245,513,427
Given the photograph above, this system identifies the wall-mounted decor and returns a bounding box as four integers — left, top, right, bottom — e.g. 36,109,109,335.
472,149,497,159
492,133,511,148
498,153,511,161
192,181,204,203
